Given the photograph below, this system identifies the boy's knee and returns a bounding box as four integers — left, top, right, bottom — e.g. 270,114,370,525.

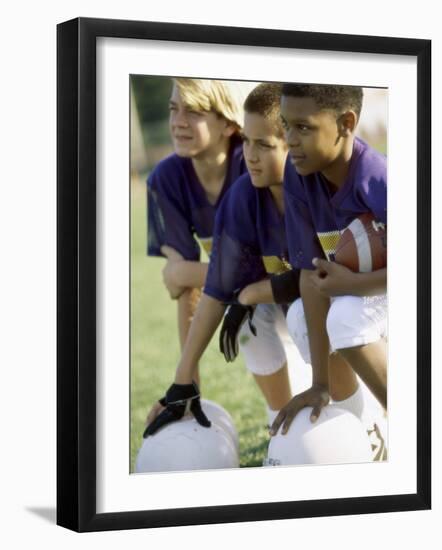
327,296,382,351
238,304,286,376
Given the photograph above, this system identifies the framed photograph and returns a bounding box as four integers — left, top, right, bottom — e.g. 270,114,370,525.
57,17,431,532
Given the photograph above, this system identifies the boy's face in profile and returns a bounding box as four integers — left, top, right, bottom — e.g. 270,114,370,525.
168,84,231,159
242,111,288,189
280,95,343,176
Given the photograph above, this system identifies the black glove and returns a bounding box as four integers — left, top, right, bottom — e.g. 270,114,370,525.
143,381,211,438
219,303,257,362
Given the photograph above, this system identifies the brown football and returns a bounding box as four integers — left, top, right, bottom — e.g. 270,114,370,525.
335,213,387,273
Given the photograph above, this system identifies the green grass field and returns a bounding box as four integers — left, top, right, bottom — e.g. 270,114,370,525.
130,177,270,471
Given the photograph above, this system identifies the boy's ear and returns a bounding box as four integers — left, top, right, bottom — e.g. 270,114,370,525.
222,121,238,138
338,110,357,137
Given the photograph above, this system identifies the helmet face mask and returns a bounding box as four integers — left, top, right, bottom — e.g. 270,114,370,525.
265,406,373,467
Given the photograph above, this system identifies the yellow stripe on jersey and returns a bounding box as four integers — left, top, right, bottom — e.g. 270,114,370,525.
262,256,292,275
197,237,212,257
317,230,342,261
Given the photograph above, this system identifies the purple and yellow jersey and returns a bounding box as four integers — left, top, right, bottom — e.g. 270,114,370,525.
147,134,245,261
284,138,387,270
204,173,291,303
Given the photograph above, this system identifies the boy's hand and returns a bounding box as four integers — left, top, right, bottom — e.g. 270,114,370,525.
143,382,211,438
237,286,251,306
145,400,166,427
310,258,356,297
161,245,184,262
162,259,186,299
269,384,330,436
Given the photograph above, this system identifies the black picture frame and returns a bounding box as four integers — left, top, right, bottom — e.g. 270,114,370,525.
57,17,431,532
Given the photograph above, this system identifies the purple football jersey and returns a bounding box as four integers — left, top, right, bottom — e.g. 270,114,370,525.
147,134,245,261
204,173,291,303
284,138,387,269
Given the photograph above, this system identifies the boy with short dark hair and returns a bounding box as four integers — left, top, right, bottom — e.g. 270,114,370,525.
271,83,387,441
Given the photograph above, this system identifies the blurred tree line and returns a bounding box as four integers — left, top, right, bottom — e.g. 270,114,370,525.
131,76,172,137
131,76,174,169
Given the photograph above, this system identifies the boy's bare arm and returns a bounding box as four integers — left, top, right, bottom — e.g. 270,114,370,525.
163,260,209,291
177,288,200,351
159,245,209,297
175,293,226,384
238,279,273,305
311,258,386,297
301,269,331,388
160,245,184,261
238,270,302,306
159,245,186,299
146,293,226,426
270,269,330,435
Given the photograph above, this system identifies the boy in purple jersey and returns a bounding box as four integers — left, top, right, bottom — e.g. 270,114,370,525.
147,78,251,393
270,84,387,441
145,84,365,438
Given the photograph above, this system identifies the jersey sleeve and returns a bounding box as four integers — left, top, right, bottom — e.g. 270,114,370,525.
147,162,200,261
354,148,387,225
284,165,325,270
357,176,387,226
204,177,268,303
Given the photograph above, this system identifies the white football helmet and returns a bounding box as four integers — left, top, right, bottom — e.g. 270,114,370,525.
358,379,388,461
265,406,373,466
135,414,239,473
200,399,239,452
